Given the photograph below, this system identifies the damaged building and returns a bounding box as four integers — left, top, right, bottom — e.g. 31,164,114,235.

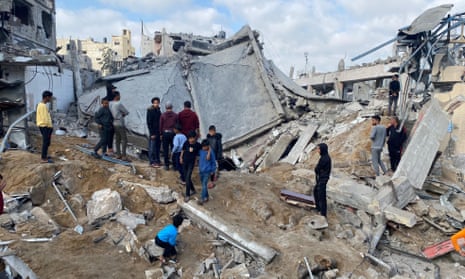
0,0,73,150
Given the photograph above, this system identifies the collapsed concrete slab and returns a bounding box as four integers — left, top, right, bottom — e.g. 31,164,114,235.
77,25,345,150
393,99,449,189
86,189,122,224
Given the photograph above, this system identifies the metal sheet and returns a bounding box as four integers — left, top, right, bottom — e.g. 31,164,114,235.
403,4,453,35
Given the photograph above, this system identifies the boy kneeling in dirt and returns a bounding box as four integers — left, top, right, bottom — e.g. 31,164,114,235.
155,214,184,264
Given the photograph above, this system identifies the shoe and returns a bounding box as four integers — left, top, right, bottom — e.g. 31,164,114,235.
208,182,215,189
91,152,102,159
197,199,204,205
179,180,186,185
116,155,122,159
164,165,169,170
40,158,54,164
190,190,197,196
151,163,161,168
122,156,132,162
168,258,178,264
184,196,190,202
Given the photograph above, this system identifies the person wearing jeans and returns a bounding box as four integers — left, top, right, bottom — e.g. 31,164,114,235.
36,90,54,163
172,125,187,183
198,139,216,205
370,115,387,176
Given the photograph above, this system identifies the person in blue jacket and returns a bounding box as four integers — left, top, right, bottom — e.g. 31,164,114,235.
198,139,217,205
155,214,184,264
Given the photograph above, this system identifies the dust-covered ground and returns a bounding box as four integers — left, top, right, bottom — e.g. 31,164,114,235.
0,121,464,278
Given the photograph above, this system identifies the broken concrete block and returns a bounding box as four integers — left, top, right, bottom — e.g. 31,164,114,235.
145,268,164,279
140,239,163,259
30,207,60,234
411,200,429,216
260,133,296,169
29,182,46,206
322,269,339,279
383,205,417,228
300,215,328,229
115,210,145,230
375,175,392,189
335,224,354,240
0,214,14,230
335,208,362,228
141,185,175,204
220,263,250,279
205,256,218,270
251,200,273,221
86,189,122,224
233,248,245,264
162,265,176,279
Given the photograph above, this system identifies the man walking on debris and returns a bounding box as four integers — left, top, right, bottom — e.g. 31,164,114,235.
160,102,178,170
314,143,331,218
370,115,388,176
180,131,201,202
178,101,200,136
386,116,407,172
147,97,162,168
155,214,184,264
92,98,114,158
36,90,54,163
109,91,130,161
388,74,400,116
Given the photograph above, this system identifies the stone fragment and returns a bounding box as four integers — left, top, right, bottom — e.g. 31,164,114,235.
115,210,145,230
251,200,273,221
300,215,328,229
220,263,250,279
145,268,164,279
30,207,60,234
141,185,175,204
233,248,245,264
322,269,339,279
86,188,122,224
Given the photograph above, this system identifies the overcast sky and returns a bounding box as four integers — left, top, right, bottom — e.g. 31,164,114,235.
56,1,465,75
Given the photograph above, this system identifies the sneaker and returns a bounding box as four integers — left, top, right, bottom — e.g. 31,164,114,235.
184,196,190,202
151,163,161,168
168,258,178,264
179,180,186,185
190,190,197,196
91,152,102,159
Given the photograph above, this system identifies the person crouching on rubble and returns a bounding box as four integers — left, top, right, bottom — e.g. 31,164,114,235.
198,139,217,205
0,174,7,215
92,98,114,159
155,214,184,264
314,143,331,218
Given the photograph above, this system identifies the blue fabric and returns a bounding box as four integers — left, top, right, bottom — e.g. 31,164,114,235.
172,133,187,153
200,172,210,200
199,149,216,174
156,224,178,246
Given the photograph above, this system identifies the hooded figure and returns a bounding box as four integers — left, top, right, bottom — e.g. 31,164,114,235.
314,143,331,218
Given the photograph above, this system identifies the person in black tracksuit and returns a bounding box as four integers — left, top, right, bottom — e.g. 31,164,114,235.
180,131,201,202
93,98,114,158
206,125,223,183
314,143,331,218
386,116,407,172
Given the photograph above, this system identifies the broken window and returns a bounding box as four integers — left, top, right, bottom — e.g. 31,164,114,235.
12,0,32,26
41,11,52,38
114,41,120,46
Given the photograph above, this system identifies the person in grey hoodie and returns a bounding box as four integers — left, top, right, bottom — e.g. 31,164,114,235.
370,115,387,176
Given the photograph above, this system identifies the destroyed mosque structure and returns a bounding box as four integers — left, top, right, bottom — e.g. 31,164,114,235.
1,1,465,278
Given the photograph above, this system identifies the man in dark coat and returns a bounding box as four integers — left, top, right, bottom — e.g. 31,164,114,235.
386,116,407,172
147,97,162,167
314,143,331,218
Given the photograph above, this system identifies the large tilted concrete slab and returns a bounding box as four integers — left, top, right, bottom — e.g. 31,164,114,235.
180,200,277,264
281,124,318,165
393,99,449,189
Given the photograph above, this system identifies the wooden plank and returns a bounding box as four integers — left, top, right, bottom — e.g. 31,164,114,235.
281,124,318,165
280,189,315,204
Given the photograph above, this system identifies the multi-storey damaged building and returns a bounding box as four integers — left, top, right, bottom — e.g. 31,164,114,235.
0,0,73,150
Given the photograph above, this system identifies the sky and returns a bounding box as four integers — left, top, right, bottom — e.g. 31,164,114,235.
55,0,465,75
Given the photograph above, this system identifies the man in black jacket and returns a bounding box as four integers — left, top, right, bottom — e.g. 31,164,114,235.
388,74,400,116
93,98,113,158
147,97,162,167
386,116,407,172
314,143,331,218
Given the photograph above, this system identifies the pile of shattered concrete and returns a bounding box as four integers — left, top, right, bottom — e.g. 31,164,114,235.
2,23,465,278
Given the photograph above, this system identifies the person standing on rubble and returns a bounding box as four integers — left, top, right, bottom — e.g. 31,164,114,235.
314,143,331,218
0,174,7,215
198,139,216,205
36,90,54,163
178,101,200,137
386,116,407,172
370,115,388,176
109,91,130,161
172,124,187,185
92,97,114,158
155,214,184,264
206,125,223,187
388,74,400,116
180,131,201,202
147,97,162,168
160,102,178,170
